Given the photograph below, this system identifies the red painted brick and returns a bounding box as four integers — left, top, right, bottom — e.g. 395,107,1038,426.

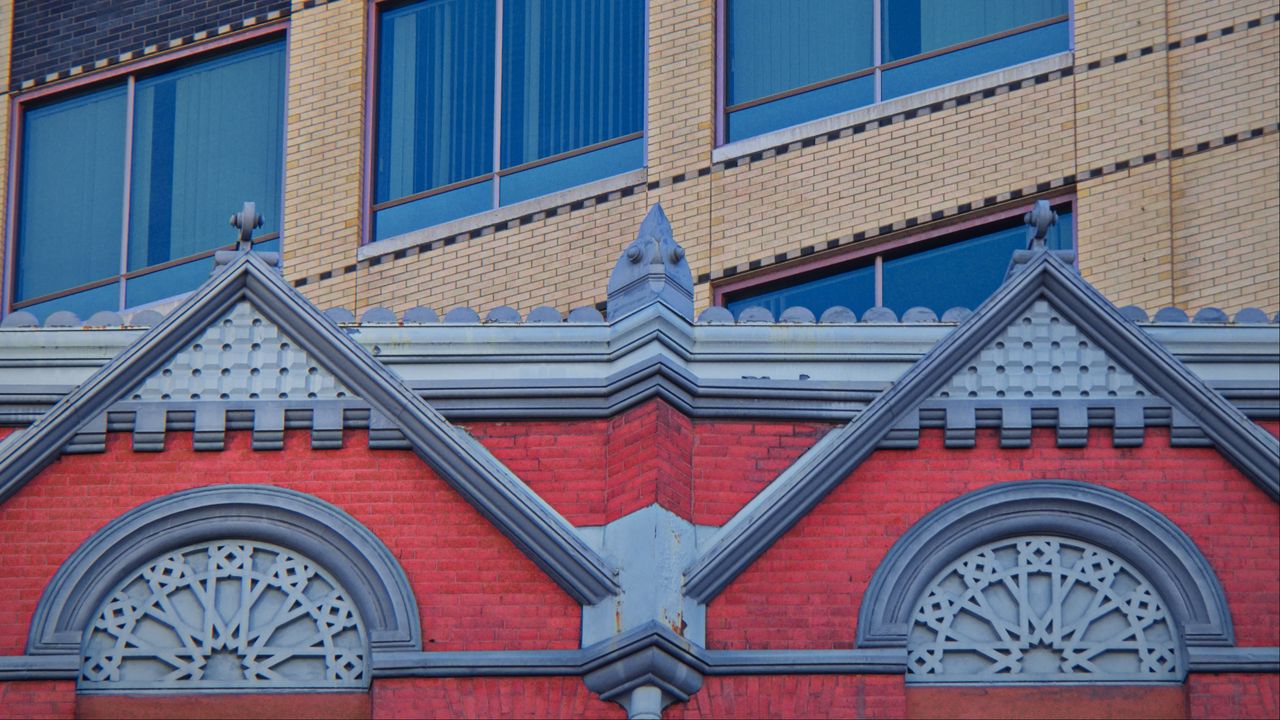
77,692,370,719
906,684,1186,719
1188,672,1280,720
1256,420,1280,439
0,680,74,720
468,401,833,526
0,430,580,656
371,677,622,719
709,428,1279,651
665,674,905,719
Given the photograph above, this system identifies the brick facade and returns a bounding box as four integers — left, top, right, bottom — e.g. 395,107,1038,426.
708,427,1279,650
0,430,582,657
7,0,288,90
0,0,1275,320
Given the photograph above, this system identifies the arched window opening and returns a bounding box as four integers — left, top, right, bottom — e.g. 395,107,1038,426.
907,536,1180,683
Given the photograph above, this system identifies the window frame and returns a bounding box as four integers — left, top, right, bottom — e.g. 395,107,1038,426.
713,196,1077,316
714,0,1074,147
362,0,649,247
2,23,289,319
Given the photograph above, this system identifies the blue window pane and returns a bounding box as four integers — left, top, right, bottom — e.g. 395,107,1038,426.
728,0,873,106
882,21,1069,99
727,74,874,142
501,0,644,169
882,210,1075,314
500,137,642,206
882,0,1067,62
125,257,212,308
726,263,876,320
128,42,284,272
377,0,494,202
17,283,120,324
15,86,126,302
374,180,494,242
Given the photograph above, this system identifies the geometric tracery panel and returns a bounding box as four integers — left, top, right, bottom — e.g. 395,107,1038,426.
80,541,367,691
907,536,1180,683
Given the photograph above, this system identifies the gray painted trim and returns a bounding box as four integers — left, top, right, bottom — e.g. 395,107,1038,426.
854,481,1235,649
27,485,421,656
1186,646,1280,673
4,645,1275,682
0,654,78,680
0,253,618,605
684,252,1280,604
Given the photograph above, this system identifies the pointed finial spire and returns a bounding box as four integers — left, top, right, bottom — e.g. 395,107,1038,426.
606,204,694,321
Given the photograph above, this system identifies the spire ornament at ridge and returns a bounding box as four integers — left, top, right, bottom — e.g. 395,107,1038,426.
1005,199,1077,279
606,205,694,322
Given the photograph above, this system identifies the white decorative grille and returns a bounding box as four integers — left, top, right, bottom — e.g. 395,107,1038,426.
907,536,1180,682
80,541,367,691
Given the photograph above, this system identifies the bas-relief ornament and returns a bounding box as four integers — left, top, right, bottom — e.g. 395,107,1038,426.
127,301,352,402
908,536,1180,682
936,299,1150,401
81,540,367,691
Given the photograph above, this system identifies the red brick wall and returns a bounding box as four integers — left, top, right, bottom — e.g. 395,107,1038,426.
467,400,834,526
0,680,74,720
467,418,610,526
708,427,1279,650
1257,420,1280,439
370,677,622,719
665,675,905,719
0,430,581,656
76,692,371,719
905,684,1186,719
691,420,835,525
1188,673,1280,720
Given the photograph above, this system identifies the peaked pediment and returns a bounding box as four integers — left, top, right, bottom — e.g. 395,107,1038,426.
0,251,618,604
128,300,352,403
933,298,1149,402
686,248,1279,604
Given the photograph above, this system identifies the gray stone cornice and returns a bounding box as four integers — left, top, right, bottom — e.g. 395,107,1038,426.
0,319,1275,422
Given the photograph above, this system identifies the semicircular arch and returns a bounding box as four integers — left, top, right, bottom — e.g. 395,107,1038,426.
28,485,420,657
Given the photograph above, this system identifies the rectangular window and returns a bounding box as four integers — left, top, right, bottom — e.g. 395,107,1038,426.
372,0,645,243
722,203,1074,320
10,39,285,321
724,0,1069,143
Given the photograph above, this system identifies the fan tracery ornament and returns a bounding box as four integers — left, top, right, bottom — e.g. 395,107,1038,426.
80,540,367,691
907,536,1180,682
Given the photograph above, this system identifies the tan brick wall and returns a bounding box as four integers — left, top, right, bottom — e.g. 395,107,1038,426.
356,192,652,316
1075,53,1169,172
1171,135,1280,311
1167,0,1277,40
1169,23,1279,149
281,0,366,311
647,0,715,180
710,78,1076,277
1074,0,1168,64
197,0,1280,318
1076,161,1175,309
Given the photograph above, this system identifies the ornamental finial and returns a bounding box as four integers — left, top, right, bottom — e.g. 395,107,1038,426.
229,201,265,250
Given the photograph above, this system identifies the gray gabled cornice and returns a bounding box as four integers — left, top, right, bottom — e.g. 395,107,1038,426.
684,251,1280,603
0,252,619,604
